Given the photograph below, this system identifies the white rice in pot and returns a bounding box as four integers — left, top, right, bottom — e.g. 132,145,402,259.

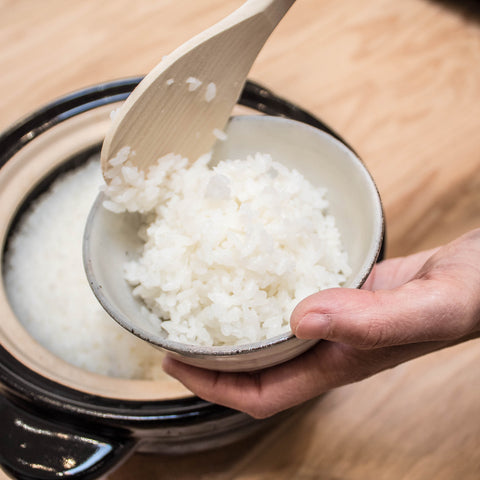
104,148,351,347
4,159,166,379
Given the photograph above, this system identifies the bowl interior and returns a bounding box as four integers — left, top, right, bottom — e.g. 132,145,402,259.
84,115,384,358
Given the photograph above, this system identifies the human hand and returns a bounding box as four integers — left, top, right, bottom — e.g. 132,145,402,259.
163,229,480,419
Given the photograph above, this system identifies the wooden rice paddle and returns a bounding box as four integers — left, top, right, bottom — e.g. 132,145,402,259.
100,0,296,178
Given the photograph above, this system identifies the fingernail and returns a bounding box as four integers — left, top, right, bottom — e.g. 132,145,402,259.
294,313,330,339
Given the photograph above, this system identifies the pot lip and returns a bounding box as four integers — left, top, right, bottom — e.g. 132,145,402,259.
0,343,228,423
0,77,144,168
0,77,385,423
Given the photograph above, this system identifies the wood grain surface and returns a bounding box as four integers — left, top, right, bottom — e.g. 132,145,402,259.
1,0,479,479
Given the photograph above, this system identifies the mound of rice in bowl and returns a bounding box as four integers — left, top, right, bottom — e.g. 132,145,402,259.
103,147,351,347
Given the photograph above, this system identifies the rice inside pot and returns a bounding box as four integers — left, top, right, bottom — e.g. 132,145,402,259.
3,159,166,379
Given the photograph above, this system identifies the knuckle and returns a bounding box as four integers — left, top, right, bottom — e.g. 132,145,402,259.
351,290,391,349
356,318,388,349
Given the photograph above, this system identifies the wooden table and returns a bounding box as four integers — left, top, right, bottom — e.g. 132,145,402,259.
1,0,479,478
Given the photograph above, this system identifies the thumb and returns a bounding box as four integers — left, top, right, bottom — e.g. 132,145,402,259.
290,280,465,349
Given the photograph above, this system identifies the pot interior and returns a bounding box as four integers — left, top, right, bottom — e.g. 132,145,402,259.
0,102,191,401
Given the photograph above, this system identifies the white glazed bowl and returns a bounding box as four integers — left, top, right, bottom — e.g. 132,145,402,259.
84,115,384,372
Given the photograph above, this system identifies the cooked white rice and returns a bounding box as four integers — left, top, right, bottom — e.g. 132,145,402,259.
212,128,227,141
4,159,166,379
104,149,351,347
205,82,216,102
186,76,202,91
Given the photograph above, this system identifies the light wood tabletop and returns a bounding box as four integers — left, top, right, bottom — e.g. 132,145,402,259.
1,0,479,479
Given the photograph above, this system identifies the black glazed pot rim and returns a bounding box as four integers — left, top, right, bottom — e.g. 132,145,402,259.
0,77,384,425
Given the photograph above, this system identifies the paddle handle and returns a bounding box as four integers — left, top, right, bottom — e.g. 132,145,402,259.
185,0,296,48
101,0,297,172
